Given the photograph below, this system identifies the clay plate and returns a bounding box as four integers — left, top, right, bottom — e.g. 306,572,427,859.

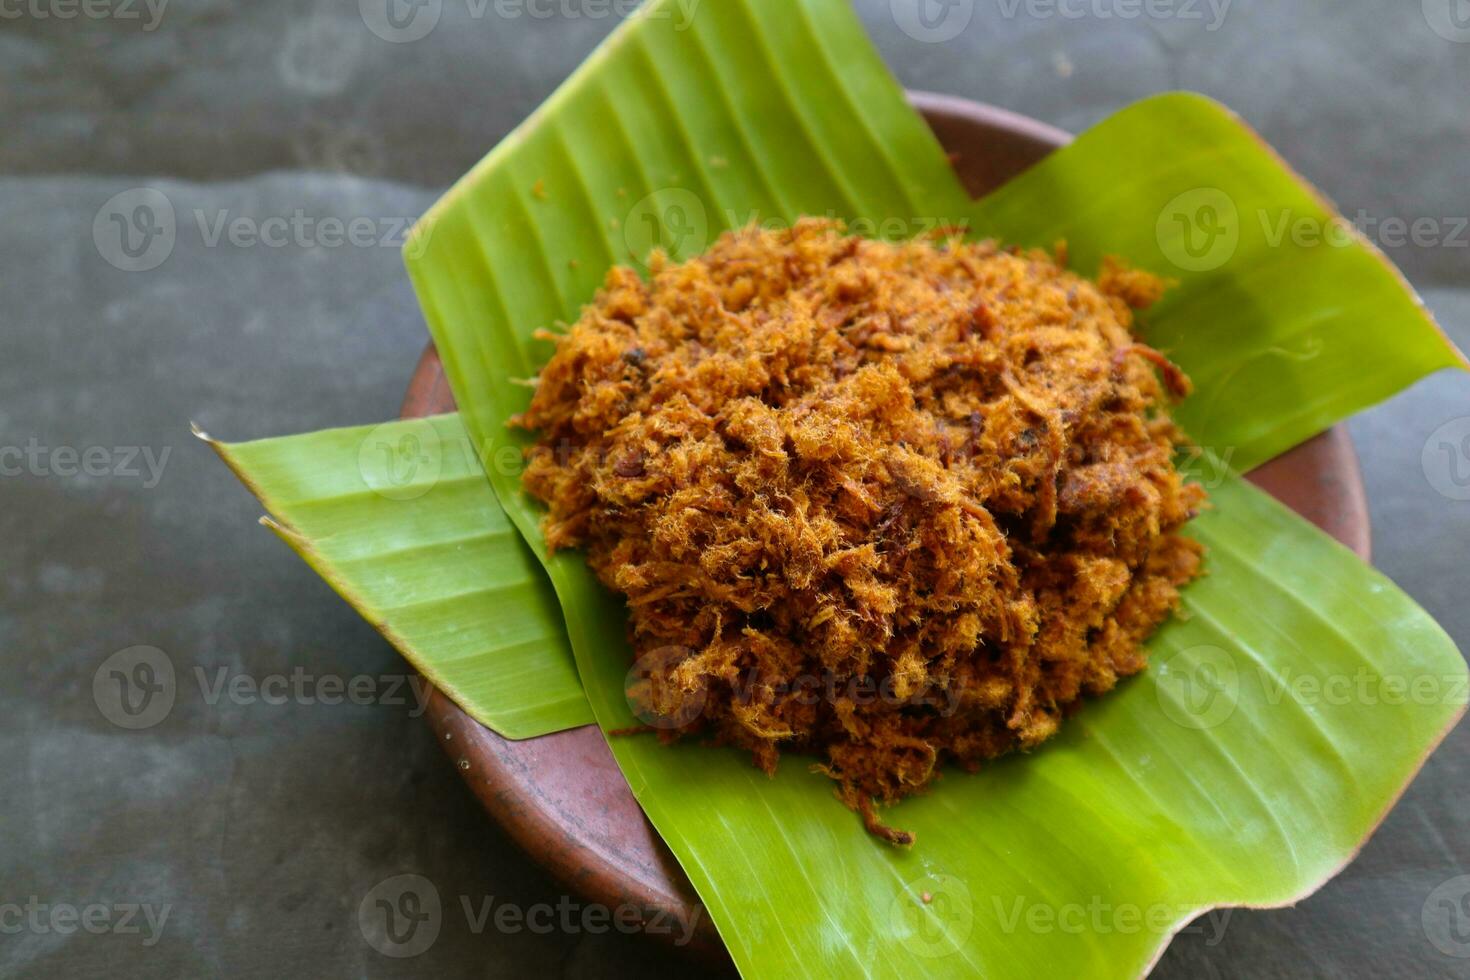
403,92,1372,959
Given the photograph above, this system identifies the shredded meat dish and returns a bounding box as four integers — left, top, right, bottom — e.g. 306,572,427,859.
516,219,1204,844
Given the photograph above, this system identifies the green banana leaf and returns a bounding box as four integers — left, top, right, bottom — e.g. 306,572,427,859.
528,469,1467,978
964,98,1467,472
381,0,1470,976
202,415,591,739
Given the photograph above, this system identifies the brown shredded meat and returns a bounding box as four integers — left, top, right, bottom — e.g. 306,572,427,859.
516,219,1205,844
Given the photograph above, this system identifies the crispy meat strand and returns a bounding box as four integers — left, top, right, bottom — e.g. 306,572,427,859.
516,220,1205,844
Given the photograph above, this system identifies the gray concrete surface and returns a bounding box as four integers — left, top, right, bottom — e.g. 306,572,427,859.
3,1,1468,977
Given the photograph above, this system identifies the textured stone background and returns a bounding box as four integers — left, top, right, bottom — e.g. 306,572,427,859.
3,1,1468,976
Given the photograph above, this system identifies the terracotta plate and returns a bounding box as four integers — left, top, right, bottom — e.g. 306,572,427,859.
403,92,1371,959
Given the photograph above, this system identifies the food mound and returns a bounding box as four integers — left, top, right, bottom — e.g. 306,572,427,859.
517,219,1205,844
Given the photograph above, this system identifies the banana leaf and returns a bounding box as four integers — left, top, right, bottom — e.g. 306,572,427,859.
202,415,591,739
520,468,1466,978
386,0,1468,976
964,97,1467,471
